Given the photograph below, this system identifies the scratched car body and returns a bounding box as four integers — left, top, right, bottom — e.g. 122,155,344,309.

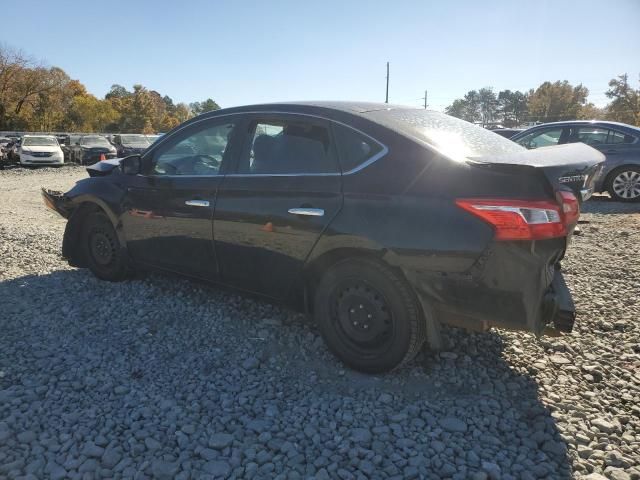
42,102,604,373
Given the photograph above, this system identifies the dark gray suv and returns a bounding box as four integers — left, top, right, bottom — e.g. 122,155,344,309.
512,121,640,202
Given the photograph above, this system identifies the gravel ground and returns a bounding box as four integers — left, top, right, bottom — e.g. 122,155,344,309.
0,166,639,480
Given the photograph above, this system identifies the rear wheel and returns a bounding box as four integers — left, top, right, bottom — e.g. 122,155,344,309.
607,166,640,202
314,258,425,373
80,212,129,281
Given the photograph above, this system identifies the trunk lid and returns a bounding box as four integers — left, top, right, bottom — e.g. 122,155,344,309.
469,143,605,202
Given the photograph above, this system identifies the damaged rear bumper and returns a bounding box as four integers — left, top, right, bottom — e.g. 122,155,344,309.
410,240,576,337
41,188,72,219
542,270,576,333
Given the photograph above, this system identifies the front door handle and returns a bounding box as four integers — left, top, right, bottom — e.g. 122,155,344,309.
185,200,210,207
288,207,324,217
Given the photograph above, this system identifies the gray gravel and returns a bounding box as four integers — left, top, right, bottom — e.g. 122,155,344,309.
0,166,639,480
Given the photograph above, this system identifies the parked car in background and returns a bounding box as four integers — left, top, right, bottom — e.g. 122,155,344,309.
5,137,21,162
56,134,71,161
18,135,64,166
70,135,118,165
0,136,11,153
43,102,604,373
512,121,640,202
112,134,151,156
492,128,523,139
0,137,9,167
145,134,161,146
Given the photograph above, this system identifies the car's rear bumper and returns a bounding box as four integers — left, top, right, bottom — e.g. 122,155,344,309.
406,239,575,336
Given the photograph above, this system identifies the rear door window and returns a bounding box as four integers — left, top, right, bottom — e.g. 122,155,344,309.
575,127,609,146
333,123,384,173
607,129,636,144
239,116,339,174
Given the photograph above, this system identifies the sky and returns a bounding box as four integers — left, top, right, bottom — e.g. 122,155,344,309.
2,0,639,111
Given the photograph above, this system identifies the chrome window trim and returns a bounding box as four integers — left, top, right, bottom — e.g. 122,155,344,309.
144,110,389,177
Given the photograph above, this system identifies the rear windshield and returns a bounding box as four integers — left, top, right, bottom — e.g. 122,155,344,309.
81,136,110,146
23,137,58,146
366,109,524,160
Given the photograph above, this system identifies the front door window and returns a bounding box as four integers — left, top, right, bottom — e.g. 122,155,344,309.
516,128,564,149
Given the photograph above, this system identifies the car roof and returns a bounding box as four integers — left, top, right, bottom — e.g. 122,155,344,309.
520,120,640,132
23,134,56,138
200,101,413,116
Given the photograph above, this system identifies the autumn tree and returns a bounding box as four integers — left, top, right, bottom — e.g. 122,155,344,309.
526,81,589,123
0,44,222,133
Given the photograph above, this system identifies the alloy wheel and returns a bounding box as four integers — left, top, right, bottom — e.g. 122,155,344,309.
612,170,640,200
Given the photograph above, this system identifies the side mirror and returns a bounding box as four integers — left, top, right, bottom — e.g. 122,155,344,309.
121,155,141,175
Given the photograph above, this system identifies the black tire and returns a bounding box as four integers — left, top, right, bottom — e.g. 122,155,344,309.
314,258,425,373
80,212,129,281
607,166,640,202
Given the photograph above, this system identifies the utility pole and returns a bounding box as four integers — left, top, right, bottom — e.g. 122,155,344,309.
420,90,428,109
385,62,389,104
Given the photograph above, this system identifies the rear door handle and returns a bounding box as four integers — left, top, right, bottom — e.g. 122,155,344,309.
185,200,210,207
288,207,324,217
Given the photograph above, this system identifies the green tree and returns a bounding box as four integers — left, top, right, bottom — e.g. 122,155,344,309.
478,87,497,127
444,90,483,123
190,98,220,115
497,90,528,127
462,90,481,123
445,99,466,119
605,74,640,125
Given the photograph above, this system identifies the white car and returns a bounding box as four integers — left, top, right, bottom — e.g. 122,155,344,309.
18,135,64,166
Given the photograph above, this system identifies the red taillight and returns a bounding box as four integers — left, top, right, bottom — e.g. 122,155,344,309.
455,196,578,241
556,190,580,227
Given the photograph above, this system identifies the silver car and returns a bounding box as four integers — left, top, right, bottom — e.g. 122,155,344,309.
512,121,640,202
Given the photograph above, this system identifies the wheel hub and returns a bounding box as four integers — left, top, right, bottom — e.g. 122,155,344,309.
613,171,640,199
334,284,392,347
90,230,115,266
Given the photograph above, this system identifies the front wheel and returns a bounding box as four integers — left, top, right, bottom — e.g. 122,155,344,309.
314,258,425,373
80,212,130,281
607,166,640,202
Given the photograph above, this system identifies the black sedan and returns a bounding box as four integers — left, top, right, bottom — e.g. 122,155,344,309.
112,134,151,157
70,135,118,165
43,102,604,373
491,128,523,139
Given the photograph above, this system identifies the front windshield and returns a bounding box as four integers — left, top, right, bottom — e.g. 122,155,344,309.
81,136,111,146
121,135,150,145
23,137,58,147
